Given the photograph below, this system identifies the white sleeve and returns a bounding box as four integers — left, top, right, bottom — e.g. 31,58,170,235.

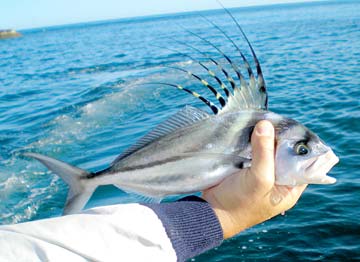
0,204,177,262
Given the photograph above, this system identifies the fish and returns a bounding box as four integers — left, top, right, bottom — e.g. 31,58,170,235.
24,6,339,215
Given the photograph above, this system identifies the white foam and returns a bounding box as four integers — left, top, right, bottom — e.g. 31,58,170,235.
2,69,184,224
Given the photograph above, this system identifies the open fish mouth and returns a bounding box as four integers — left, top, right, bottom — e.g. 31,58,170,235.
305,150,339,184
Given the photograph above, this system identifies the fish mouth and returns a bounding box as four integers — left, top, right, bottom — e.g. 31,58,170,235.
305,150,339,184
305,157,318,170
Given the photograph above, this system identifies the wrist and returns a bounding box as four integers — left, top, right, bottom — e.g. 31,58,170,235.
202,191,247,239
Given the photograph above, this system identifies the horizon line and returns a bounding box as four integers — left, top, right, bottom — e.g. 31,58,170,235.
15,0,332,31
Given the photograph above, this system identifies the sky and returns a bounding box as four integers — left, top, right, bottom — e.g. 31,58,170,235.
1,0,322,30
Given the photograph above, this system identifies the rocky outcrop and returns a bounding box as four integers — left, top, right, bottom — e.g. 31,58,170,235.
0,29,22,39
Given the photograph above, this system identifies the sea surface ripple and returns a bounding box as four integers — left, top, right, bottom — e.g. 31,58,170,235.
0,1,359,261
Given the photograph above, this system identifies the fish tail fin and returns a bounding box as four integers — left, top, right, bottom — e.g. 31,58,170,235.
24,152,95,215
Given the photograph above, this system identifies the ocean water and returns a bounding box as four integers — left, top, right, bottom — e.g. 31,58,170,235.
0,0,359,261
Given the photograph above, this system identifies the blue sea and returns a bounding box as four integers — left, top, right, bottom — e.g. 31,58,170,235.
0,0,359,260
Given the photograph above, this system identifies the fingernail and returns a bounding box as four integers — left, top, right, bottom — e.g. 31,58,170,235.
255,121,274,137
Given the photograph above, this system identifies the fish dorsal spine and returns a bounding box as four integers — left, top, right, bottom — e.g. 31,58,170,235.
149,7,268,115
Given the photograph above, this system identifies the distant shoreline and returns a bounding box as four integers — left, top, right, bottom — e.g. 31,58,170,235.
0,29,22,39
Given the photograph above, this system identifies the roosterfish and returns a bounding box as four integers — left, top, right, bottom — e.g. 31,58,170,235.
24,9,339,215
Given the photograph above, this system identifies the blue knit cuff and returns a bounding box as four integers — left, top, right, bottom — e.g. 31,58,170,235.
143,196,223,262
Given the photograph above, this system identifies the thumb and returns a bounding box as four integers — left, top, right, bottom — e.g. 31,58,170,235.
250,120,275,187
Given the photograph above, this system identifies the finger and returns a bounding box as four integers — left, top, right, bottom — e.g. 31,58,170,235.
250,120,275,187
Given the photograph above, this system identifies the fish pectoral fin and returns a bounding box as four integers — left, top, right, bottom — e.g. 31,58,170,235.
114,184,162,203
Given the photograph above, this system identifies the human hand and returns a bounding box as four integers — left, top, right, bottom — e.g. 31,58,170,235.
202,120,307,239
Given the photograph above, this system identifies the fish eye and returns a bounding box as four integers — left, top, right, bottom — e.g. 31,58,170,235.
294,142,309,155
